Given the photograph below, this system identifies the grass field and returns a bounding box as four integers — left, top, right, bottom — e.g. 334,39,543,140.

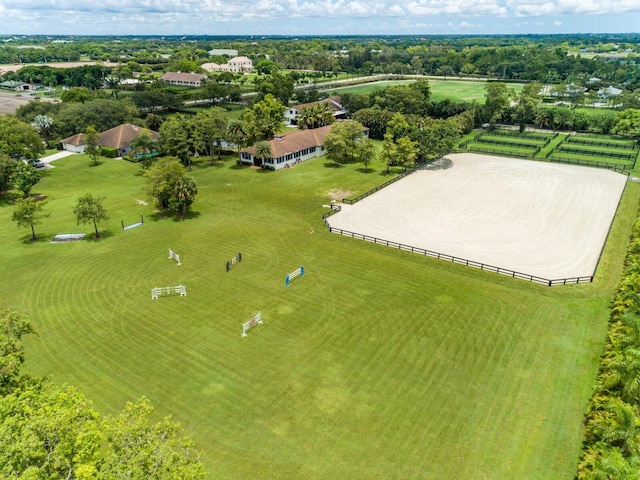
329,79,524,103
1,151,637,479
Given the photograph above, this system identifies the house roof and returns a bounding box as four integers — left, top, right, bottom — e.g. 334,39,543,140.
201,63,220,71
60,133,86,146
242,125,334,159
0,80,32,88
292,96,343,113
229,56,252,63
160,72,207,83
97,124,159,150
598,86,623,96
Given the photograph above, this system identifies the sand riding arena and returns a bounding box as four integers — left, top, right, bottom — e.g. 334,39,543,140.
325,153,628,285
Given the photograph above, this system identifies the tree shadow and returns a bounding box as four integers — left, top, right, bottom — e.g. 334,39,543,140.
323,162,343,168
0,191,22,207
172,210,201,222
356,168,376,174
230,163,249,170
82,229,115,241
19,232,52,244
88,160,105,167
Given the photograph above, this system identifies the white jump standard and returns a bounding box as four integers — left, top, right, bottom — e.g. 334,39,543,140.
242,311,263,337
285,266,305,286
168,248,182,266
151,285,186,299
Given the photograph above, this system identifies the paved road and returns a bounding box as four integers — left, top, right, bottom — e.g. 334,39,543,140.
37,150,76,169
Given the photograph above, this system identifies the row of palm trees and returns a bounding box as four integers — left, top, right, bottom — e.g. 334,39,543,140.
577,212,640,478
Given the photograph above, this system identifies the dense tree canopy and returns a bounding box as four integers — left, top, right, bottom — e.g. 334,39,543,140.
0,308,205,479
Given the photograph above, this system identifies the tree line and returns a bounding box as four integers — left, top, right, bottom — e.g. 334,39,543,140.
577,208,640,478
0,307,205,478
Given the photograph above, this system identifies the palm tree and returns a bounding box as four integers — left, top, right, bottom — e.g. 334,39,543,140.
226,120,247,164
253,141,272,168
171,175,198,216
129,132,158,166
599,347,640,403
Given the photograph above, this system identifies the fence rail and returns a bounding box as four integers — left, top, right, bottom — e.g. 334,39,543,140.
565,137,638,149
324,226,593,287
476,137,543,149
467,145,537,159
342,160,429,204
556,145,635,160
548,156,632,174
486,129,556,141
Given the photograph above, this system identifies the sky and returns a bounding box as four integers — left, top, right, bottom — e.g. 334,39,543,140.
0,0,639,36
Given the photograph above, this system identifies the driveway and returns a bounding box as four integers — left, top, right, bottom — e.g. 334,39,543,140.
37,150,76,169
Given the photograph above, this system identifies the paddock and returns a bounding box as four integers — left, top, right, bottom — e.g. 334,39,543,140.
326,153,628,281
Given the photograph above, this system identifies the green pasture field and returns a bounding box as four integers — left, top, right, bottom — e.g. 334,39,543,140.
0,151,637,479
569,134,636,147
478,134,545,148
467,142,538,157
330,79,524,103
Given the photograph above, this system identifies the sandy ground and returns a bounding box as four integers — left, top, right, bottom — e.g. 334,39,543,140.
326,153,628,280
0,61,118,114
0,61,119,74
0,91,52,115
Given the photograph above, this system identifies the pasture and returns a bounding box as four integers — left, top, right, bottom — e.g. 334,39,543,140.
460,129,639,172
0,151,637,479
329,78,524,103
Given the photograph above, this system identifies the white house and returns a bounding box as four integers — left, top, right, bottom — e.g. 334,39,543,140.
201,56,253,74
284,96,347,125
240,123,368,170
60,124,160,157
59,133,87,153
597,85,623,99
208,48,238,57
159,72,207,87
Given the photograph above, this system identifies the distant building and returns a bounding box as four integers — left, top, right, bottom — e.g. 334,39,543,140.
240,123,368,170
284,96,347,125
597,85,623,98
208,48,238,57
159,72,207,87
0,80,36,92
60,124,160,157
201,56,253,74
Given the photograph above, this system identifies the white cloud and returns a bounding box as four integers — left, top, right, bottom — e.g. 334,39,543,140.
0,0,639,34
554,20,562,25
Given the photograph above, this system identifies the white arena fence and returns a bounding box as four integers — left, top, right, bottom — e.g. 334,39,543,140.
151,285,186,299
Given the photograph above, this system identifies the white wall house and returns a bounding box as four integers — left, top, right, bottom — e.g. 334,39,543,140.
284,97,347,125
208,48,238,57
59,133,87,153
201,56,253,74
159,72,208,87
240,123,368,170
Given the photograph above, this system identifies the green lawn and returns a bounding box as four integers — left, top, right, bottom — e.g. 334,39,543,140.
0,151,636,479
329,79,524,103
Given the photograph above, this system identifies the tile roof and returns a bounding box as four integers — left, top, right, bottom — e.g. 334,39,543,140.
97,124,160,150
292,96,343,112
160,72,207,83
60,133,86,146
242,125,334,159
